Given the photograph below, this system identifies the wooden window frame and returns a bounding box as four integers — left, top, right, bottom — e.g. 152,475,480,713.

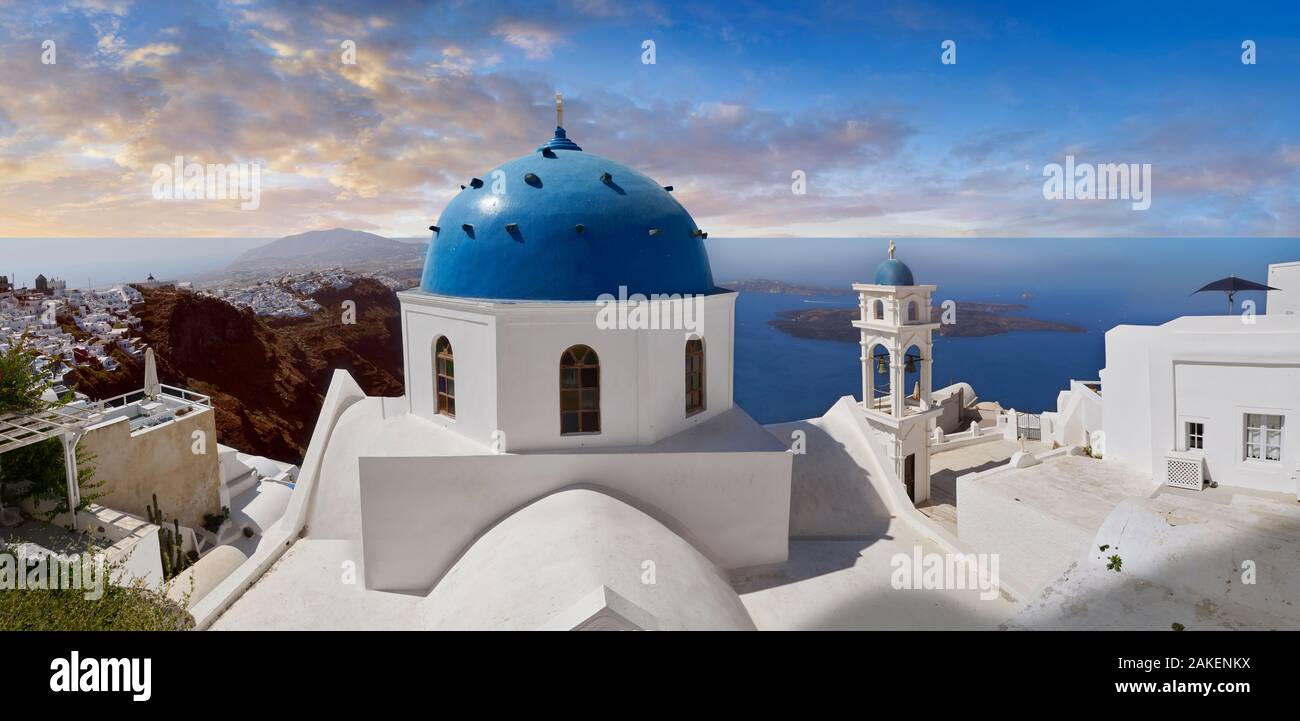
435,336,455,418
685,337,705,416
560,345,601,435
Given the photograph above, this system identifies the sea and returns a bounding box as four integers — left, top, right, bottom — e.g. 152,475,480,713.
713,237,1300,422
4,236,1298,422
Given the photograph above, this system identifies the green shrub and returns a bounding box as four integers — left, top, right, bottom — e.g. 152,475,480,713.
0,544,192,631
0,333,51,415
0,439,102,520
0,584,194,631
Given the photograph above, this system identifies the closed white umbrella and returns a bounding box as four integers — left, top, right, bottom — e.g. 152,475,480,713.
143,346,161,399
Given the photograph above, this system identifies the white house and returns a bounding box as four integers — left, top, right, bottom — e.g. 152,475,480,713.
1101,261,1300,497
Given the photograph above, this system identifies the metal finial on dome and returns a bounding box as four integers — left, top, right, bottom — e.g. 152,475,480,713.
537,92,582,152
874,240,914,286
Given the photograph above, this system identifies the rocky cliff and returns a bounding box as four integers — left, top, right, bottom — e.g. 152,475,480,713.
66,279,403,464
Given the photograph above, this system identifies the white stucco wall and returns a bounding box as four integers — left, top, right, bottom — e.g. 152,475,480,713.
931,382,977,433
304,396,490,544
1267,260,1299,315
1049,380,1103,448
80,406,221,532
41,504,164,589
357,446,791,592
167,545,248,608
1099,325,1154,474
1101,315,1300,494
1173,363,1299,491
423,488,755,630
400,294,500,446
192,371,369,630
399,289,736,452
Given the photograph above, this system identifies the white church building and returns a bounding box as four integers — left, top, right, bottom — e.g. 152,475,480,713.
192,105,977,630
198,117,802,630
853,241,942,503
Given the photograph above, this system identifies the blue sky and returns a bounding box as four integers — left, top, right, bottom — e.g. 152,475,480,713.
0,0,1297,238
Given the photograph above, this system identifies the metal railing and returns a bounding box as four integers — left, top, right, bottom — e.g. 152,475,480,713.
95,383,211,411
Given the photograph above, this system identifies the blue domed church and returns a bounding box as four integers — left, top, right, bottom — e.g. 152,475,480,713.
205,102,955,631
271,98,796,619
401,99,743,452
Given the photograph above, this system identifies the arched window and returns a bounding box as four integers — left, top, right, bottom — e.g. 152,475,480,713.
685,338,705,416
873,299,885,320
560,345,600,434
907,300,919,322
434,336,455,417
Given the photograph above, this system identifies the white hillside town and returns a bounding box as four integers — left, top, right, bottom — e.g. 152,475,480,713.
205,268,405,319
1,282,147,383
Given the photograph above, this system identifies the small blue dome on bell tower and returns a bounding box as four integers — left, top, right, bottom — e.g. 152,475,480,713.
872,241,915,286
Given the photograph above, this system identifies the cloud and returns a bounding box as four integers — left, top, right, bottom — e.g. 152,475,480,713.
121,41,177,65
492,20,564,59
0,1,1295,239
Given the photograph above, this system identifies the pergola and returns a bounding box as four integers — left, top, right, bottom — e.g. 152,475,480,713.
0,404,101,531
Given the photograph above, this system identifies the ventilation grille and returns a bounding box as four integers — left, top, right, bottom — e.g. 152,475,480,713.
1165,453,1205,490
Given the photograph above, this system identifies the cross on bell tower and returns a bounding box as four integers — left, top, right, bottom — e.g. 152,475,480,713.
851,242,942,504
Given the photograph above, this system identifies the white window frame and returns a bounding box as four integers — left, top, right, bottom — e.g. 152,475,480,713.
1185,420,1205,452
1177,414,1207,454
1243,413,1284,464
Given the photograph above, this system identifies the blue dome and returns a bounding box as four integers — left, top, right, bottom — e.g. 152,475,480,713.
421,129,715,301
873,258,915,286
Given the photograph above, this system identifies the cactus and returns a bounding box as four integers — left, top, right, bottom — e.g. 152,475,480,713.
147,493,190,580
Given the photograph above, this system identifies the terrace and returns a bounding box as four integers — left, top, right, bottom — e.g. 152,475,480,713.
90,385,212,434
0,385,212,531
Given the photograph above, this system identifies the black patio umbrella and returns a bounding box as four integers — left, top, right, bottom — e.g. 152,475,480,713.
1192,275,1278,315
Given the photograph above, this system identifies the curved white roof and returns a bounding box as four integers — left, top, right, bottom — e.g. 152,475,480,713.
306,396,490,543
423,488,755,630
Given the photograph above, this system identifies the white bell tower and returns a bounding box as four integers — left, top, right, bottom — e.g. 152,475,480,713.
853,241,942,504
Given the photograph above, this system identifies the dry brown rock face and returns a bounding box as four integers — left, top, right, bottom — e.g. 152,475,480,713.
66,279,403,464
